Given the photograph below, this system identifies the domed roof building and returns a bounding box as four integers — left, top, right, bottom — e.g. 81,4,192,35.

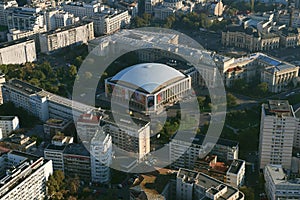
105,63,191,115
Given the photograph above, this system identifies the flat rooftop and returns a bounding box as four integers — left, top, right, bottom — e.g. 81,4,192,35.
228,159,244,174
45,144,66,151
264,100,293,117
41,21,92,36
0,38,33,49
63,143,90,157
6,79,42,95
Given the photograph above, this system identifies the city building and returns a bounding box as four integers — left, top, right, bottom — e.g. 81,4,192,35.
295,108,300,149
62,1,102,18
0,116,19,138
278,9,300,28
90,129,112,183
0,38,36,65
63,143,91,181
170,133,239,170
44,9,79,31
0,73,5,104
259,100,296,170
105,63,191,115
0,151,53,200
145,0,163,14
278,27,300,48
0,0,18,26
88,29,221,89
264,164,300,200
76,112,102,142
44,143,67,171
84,10,130,36
176,168,244,200
39,21,94,53
43,118,72,140
1,133,36,152
6,7,45,31
226,159,246,188
102,111,150,161
2,79,96,122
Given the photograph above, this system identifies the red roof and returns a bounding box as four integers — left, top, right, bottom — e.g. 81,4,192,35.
77,114,100,124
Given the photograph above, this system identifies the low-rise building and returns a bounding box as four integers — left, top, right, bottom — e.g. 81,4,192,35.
264,164,300,200
226,159,246,188
0,151,53,200
1,133,36,152
0,38,36,64
0,116,19,138
43,118,71,140
39,21,94,53
176,168,244,200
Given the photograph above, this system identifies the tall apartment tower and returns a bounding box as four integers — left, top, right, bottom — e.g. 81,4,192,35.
90,129,112,184
259,100,297,170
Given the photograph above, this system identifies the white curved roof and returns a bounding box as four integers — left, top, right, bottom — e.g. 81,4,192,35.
110,63,186,93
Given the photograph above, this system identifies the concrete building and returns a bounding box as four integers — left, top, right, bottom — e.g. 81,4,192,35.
0,74,5,105
170,133,239,170
85,10,130,36
264,164,300,200
1,133,36,152
44,9,79,31
0,116,19,138
105,63,191,115
0,38,36,65
63,143,91,181
278,9,300,28
259,100,296,170
0,151,53,200
43,118,71,140
145,0,163,14
90,129,112,183
2,79,96,122
0,0,18,26
176,168,244,200
102,111,150,161
39,21,94,53
62,1,102,18
44,143,67,171
76,112,102,142
226,159,246,188
6,7,45,31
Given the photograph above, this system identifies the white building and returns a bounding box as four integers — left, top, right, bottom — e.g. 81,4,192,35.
76,112,101,142
85,10,130,36
226,159,246,188
90,129,112,183
264,164,300,200
44,143,67,171
39,21,94,53
0,38,36,65
176,168,244,200
0,116,19,138
2,79,96,122
0,0,18,26
170,133,239,170
0,151,53,200
259,100,296,170
44,9,79,31
62,1,102,19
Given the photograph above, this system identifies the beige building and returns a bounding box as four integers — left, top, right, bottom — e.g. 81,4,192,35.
145,0,163,14
0,38,36,65
85,10,130,36
259,100,296,170
39,21,94,53
62,1,102,19
279,27,300,48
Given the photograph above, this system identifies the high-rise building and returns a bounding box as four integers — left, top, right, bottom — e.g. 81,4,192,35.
259,100,296,170
0,151,53,200
90,129,112,183
264,164,300,200
76,113,101,142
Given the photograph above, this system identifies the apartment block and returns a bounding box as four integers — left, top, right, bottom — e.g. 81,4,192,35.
0,116,19,138
44,9,79,31
90,129,112,183
2,79,96,122
170,133,239,170
259,100,296,170
0,151,53,200
0,38,36,65
76,112,101,142
39,21,94,53
226,159,246,188
176,168,244,200
85,10,130,36
0,0,18,26
264,164,300,200
62,1,102,18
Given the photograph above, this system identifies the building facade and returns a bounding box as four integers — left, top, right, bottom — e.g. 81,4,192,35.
0,116,19,138
259,100,296,170
39,21,94,53
62,1,102,18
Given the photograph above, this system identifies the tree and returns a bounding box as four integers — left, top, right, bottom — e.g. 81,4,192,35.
240,186,255,200
68,65,77,78
227,93,237,107
256,82,268,94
